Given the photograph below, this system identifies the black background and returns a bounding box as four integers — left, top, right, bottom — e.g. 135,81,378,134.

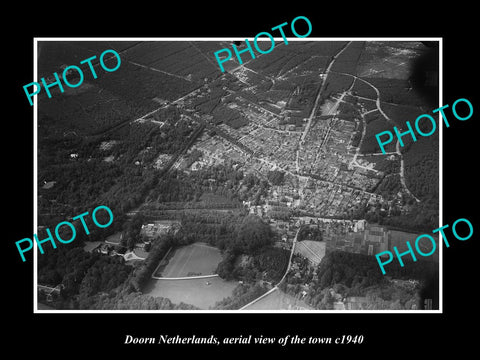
5,3,478,356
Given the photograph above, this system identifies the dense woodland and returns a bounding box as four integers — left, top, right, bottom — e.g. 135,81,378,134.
88,290,199,310
280,250,437,310
297,225,323,242
38,111,196,219
146,166,270,206
403,135,439,201
38,243,132,309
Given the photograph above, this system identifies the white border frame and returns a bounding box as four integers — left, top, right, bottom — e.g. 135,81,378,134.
33,37,443,314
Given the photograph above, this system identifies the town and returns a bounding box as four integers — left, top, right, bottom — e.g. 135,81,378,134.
36,40,439,311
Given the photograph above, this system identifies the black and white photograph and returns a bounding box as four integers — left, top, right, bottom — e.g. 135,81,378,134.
33,39,440,312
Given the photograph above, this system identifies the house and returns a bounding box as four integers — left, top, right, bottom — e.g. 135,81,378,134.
94,243,112,255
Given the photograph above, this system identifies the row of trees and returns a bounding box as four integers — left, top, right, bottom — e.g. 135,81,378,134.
217,246,289,284
403,135,439,202
146,165,270,207
89,291,199,310
130,234,175,292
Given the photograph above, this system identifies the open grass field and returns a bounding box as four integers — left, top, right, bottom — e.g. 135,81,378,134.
145,241,239,308
244,288,313,310
154,242,222,278
144,276,237,309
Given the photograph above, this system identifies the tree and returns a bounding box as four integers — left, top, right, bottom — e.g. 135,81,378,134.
267,170,285,186
216,252,236,280
232,215,274,254
297,225,323,242
389,299,403,310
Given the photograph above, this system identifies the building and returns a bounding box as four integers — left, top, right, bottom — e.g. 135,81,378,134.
140,221,181,239
344,296,369,310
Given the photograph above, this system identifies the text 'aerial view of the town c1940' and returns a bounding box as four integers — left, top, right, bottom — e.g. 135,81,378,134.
36,39,439,312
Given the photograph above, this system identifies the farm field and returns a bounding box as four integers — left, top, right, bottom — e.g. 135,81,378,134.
243,288,313,310
294,240,326,266
144,276,237,309
154,242,222,278
389,230,439,263
145,242,238,308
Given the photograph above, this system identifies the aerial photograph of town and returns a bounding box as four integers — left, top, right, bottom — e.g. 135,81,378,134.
35,39,440,311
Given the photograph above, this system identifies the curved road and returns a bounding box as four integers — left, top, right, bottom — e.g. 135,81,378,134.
333,71,420,203
295,41,353,194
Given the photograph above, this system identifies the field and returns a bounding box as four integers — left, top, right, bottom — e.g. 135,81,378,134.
243,288,312,310
389,230,439,263
356,41,429,80
294,240,326,266
154,242,222,278
145,241,238,308
144,276,237,309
